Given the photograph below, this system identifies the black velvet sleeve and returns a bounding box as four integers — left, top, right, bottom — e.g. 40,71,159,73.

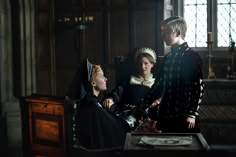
105,78,129,104
183,50,204,118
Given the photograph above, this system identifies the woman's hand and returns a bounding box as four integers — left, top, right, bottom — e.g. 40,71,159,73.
103,98,114,108
186,117,195,129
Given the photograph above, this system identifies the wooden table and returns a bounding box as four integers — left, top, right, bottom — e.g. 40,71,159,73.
124,133,211,157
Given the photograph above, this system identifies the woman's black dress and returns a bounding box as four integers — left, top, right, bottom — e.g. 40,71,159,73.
77,93,130,149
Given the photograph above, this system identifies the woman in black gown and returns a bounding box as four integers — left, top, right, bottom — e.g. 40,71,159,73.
103,48,159,131
67,59,130,150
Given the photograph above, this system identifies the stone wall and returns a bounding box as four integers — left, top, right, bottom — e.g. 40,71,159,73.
200,79,236,145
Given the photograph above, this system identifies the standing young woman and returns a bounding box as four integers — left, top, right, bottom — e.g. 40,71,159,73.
103,48,159,130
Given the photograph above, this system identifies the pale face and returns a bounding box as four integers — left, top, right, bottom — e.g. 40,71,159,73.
161,25,182,46
138,56,154,77
91,69,107,91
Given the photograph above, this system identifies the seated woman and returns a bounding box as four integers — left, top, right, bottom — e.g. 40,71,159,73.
67,59,130,150
103,48,159,131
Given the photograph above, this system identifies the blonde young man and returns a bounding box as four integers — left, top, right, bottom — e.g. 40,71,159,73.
144,16,204,133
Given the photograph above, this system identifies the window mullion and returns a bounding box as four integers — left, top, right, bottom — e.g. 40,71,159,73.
173,0,184,17
207,0,213,32
211,0,217,48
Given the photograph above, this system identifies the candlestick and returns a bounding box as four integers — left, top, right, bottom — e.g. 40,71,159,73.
207,32,213,42
207,40,216,79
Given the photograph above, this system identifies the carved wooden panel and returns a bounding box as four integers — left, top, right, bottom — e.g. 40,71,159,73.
32,113,63,146
31,103,64,115
20,95,67,157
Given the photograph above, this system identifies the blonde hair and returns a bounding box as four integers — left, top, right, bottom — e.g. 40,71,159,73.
90,65,102,82
161,16,187,39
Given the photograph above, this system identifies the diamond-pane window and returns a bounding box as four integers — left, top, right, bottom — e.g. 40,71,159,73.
217,0,236,47
184,0,207,47
183,0,236,48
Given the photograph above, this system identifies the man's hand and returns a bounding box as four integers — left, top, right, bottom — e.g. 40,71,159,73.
186,117,195,129
150,98,161,107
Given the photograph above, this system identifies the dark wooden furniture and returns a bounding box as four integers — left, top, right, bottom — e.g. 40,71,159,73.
124,133,211,157
20,95,70,157
124,133,210,150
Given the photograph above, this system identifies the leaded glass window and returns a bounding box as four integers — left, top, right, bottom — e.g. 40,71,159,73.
184,0,207,47
183,0,236,48
217,0,236,47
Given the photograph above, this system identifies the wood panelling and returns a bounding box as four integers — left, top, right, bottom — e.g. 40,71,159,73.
33,0,236,96
56,68,79,96
36,0,164,95
38,13,50,33
55,30,79,64
35,0,55,95
37,70,53,94
135,10,156,49
36,38,50,62
110,0,128,7
110,11,129,60
37,0,51,11
82,12,105,64
135,0,158,9
86,0,104,7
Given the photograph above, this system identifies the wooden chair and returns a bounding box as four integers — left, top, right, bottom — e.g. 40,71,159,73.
65,96,123,157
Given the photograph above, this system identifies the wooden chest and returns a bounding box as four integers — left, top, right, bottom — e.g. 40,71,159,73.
20,95,70,157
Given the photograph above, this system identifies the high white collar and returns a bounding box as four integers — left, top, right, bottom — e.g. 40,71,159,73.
130,74,155,88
